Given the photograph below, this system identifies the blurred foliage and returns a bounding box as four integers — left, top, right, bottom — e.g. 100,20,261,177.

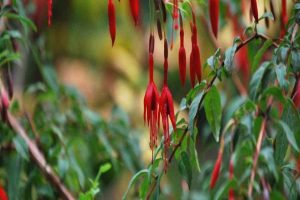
0,0,300,200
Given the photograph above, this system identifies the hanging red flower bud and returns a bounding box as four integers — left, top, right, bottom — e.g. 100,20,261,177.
250,0,259,23
48,0,52,26
129,0,139,25
293,79,300,108
157,19,163,40
159,39,176,170
160,0,167,23
209,0,219,38
189,20,202,87
210,150,222,189
108,0,116,46
228,158,235,200
0,186,8,200
178,13,186,86
280,0,287,38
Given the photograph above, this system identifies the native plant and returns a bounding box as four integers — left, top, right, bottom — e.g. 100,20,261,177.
0,0,300,200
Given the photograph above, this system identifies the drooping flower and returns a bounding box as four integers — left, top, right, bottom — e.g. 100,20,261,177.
144,78,159,156
159,39,176,169
189,12,202,87
210,150,223,189
48,0,52,26
108,0,116,46
250,0,259,23
209,0,219,38
129,0,139,25
280,0,287,38
178,12,186,86
144,34,159,159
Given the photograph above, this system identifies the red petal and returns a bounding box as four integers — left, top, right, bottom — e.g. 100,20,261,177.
179,46,187,86
108,0,116,46
209,0,219,38
210,151,222,189
250,0,258,22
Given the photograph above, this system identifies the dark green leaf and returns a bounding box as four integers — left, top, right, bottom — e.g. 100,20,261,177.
178,151,192,189
249,62,270,101
252,39,273,72
122,169,150,200
188,91,204,137
275,63,288,90
204,86,222,142
277,120,299,152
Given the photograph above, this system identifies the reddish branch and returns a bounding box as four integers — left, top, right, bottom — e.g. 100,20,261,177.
248,118,267,197
7,113,75,200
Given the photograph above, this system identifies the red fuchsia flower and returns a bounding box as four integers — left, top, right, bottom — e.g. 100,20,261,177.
209,0,219,38
189,11,202,88
0,186,8,200
144,34,160,159
280,0,287,38
129,0,139,25
48,0,52,26
210,150,223,189
228,158,235,200
250,0,259,23
293,79,300,108
108,0,116,46
178,12,186,86
159,39,176,170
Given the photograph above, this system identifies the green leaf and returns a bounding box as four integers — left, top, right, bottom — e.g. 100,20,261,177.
283,168,298,199
261,86,286,103
4,13,37,31
277,120,299,152
275,63,288,90
122,169,150,200
178,151,192,189
7,154,23,200
189,130,201,172
188,91,204,136
249,62,270,101
214,179,236,200
291,50,300,72
224,39,239,72
252,39,273,72
13,135,29,161
204,86,222,142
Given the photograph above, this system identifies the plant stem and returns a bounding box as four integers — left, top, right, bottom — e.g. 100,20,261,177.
248,118,267,198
